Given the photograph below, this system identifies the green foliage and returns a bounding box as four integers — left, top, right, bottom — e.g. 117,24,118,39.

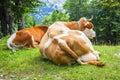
42,10,70,25
0,36,120,79
91,0,120,45
63,0,90,20
11,0,44,17
13,14,38,31
24,14,38,28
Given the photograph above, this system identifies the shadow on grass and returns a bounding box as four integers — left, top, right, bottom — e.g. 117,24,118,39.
30,54,80,69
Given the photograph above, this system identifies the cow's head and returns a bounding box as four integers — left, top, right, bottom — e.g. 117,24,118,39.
78,16,96,39
7,33,21,49
7,33,27,49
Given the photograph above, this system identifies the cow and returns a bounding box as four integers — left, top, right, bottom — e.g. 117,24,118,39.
7,25,48,49
39,17,104,67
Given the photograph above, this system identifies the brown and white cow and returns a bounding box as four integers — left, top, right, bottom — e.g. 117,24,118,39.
7,25,48,49
39,17,104,67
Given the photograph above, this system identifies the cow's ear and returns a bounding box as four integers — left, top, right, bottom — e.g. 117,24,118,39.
86,23,94,29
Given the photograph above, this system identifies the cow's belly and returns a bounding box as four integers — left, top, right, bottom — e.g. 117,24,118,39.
79,52,97,62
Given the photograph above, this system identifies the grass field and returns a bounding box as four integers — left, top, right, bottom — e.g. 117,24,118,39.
0,36,120,80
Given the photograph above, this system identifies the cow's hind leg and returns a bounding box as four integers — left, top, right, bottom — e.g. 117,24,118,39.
54,38,85,64
25,35,35,49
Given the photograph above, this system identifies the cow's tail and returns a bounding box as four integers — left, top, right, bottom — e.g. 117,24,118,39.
86,61,105,67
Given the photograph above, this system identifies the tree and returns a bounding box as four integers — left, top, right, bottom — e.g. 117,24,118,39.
90,0,120,45
63,0,89,21
42,10,70,25
0,0,14,37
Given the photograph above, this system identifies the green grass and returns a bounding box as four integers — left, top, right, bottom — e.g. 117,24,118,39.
0,36,120,80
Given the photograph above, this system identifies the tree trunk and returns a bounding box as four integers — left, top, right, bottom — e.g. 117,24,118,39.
0,3,8,37
8,15,15,34
15,0,25,31
18,16,25,31
0,0,15,37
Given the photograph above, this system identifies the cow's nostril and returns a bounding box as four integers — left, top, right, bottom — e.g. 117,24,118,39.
10,43,13,47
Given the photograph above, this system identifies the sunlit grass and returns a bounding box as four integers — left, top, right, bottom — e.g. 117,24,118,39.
0,36,120,80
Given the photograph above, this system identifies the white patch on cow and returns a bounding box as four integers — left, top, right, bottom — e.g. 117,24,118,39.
92,51,100,60
57,39,66,45
43,47,49,59
84,22,89,26
44,37,53,49
60,26,70,32
31,36,34,43
83,28,96,39
54,33,68,40
43,37,53,59
7,33,16,49
11,42,25,50
54,26,70,39
79,52,98,62
49,25,54,29
77,58,87,64
49,22,64,29
73,30,85,39
11,43,19,49
80,17,87,21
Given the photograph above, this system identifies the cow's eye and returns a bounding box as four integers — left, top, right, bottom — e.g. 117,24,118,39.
15,43,19,45
84,26,87,28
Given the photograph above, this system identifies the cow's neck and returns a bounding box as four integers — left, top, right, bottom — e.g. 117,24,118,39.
63,21,83,31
